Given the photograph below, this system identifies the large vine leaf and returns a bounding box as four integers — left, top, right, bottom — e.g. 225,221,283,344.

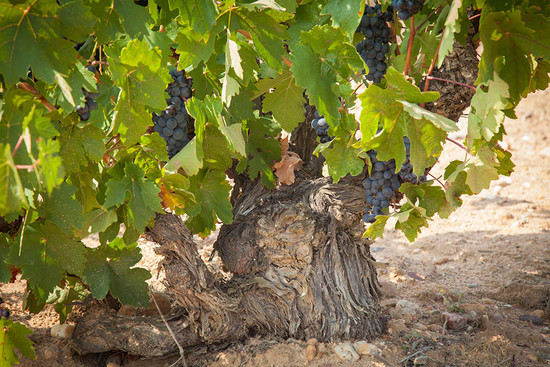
185,169,233,236
291,25,363,125
0,319,35,366
253,69,306,131
82,238,151,307
106,38,171,146
7,221,86,294
103,163,163,232
0,1,94,85
170,0,218,35
320,0,363,40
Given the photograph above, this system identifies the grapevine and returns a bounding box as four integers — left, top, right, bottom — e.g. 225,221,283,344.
0,0,548,363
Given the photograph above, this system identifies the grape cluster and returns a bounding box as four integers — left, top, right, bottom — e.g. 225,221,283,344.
76,65,99,122
311,111,333,143
392,0,423,20
399,137,427,184
355,3,393,83
362,150,401,223
0,296,9,319
152,69,192,158
362,137,429,223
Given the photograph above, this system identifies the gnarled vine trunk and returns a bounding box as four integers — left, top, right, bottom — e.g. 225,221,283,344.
71,176,382,357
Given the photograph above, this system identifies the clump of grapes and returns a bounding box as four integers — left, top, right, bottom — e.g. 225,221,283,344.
392,0,423,20
311,110,333,143
355,2,393,83
152,69,193,158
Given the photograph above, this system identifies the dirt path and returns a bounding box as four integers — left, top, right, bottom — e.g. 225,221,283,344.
1,90,549,367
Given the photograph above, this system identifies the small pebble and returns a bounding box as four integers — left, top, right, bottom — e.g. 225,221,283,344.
334,342,360,362
51,324,75,339
467,283,478,288
532,310,545,319
353,341,381,356
305,345,317,361
493,314,505,323
414,355,428,365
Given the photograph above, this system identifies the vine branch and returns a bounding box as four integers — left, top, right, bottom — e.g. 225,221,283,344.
403,15,416,76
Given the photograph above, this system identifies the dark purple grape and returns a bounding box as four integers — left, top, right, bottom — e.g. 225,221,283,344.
1,309,9,319
162,127,174,137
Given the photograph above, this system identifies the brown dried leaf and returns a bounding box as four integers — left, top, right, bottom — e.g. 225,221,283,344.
273,137,303,185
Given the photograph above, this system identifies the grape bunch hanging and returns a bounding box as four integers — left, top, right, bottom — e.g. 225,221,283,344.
76,65,99,121
355,2,393,84
362,137,428,224
310,110,333,143
392,0,424,20
152,69,193,158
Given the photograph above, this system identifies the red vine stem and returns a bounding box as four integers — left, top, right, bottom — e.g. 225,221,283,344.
414,6,443,33
446,137,472,155
428,172,446,188
469,13,481,21
420,30,445,108
426,76,476,90
15,160,40,171
11,135,25,157
17,82,57,112
403,15,416,76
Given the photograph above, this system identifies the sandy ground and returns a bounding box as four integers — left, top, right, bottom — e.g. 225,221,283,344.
1,89,549,367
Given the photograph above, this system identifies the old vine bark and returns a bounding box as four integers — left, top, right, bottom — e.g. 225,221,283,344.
72,176,383,356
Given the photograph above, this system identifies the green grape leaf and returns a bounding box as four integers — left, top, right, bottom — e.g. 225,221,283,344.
238,117,282,188
464,146,499,194
185,169,233,236
0,1,94,85
405,117,446,177
39,182,83,234
81,208,118,235
226,33,244,80
437,0,462,67
169,0,218,34
439,168,472,218
175,29,216,69
7,221,86,294
254,69,306,132
478,10,544,102
291,25,363,124
399,100,458,132
106,38,171,146
59,123,106,175
225,9,286,71
319,139,364,183
363,215,389,241
360,68,443,169
394,206,428,242
103,163,163,232
0,319,36,365
321,0,362,40
166,138,204,176
47,277,89,324
400,183,446,217
468,74,510,141
82,238,151,307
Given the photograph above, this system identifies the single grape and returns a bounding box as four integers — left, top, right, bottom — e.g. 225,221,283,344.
163,127,174,137
1,309,9,319
166,118,177,130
